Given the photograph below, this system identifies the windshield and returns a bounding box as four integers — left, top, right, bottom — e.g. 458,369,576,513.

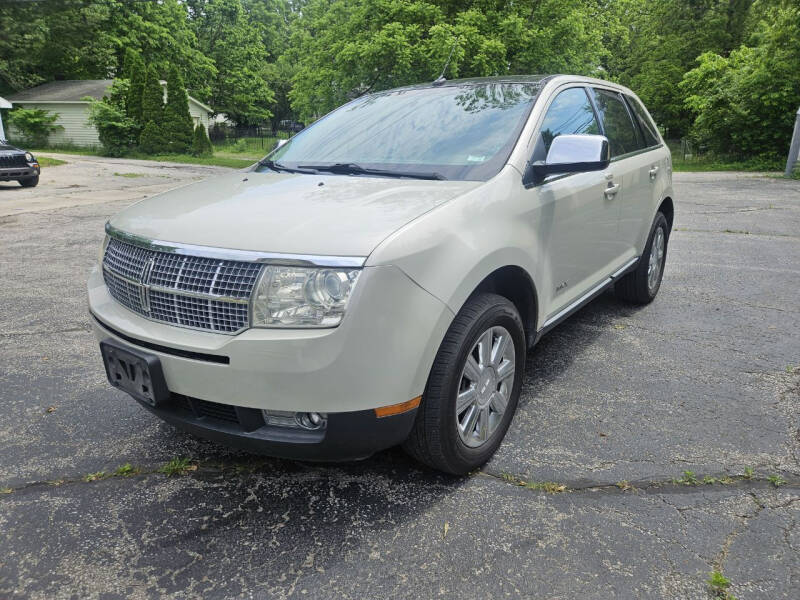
259,82,542,181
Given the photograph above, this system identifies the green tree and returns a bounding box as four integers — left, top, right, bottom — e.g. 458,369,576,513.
7,108,62,147
191,124,214,156
287,0,607,122
681,0,800,158
140,66,165,127
139,120,164,154
163,66,195,152
189,0,276,124
122,48,146,126
603,0,755,137
85,81,138,157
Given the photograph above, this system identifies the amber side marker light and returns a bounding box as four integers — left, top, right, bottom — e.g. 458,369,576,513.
374,396,421,418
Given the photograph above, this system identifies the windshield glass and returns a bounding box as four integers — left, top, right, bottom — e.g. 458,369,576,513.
259,82,542,181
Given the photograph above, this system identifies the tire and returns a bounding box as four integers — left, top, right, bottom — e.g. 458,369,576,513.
19,176,39,188
615,211,669,304
403,293,526,475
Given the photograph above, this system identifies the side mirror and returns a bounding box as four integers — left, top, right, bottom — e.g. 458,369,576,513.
524,134,610,185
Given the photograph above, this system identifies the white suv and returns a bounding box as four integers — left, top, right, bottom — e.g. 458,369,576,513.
89,75,673,474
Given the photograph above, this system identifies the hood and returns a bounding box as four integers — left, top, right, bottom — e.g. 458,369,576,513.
0,143,23,154
109,171,481,257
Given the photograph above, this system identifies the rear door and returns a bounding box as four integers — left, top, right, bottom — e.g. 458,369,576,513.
589,88,656,260
621,94,670,252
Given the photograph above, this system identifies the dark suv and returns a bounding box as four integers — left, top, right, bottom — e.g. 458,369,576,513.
0,142,40,187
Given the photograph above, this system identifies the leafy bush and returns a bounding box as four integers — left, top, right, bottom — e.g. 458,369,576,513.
85,81,138,157
191,124,213,157
7,108,62,147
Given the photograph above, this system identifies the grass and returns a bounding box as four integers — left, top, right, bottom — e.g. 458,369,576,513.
37,156,67,167
113,172,145,178
125,152,255,169
30,146,255,169
158,457,197,477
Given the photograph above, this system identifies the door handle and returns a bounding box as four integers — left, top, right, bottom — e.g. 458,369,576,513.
649,166,659,180
604,182,620,199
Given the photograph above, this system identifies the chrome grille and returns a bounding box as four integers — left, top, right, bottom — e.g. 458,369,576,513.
102,237,262,333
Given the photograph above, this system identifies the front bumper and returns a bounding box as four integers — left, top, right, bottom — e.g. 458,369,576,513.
0,163,39,181
89,263,454,458
129,390,417,461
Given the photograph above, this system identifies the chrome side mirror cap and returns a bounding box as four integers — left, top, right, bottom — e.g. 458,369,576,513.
524,134,610,185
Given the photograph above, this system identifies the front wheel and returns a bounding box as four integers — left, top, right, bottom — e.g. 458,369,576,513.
403,293,525,474
615,212,669,304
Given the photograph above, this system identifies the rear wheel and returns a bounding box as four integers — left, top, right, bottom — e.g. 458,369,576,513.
403,293,525,474
615,212,669,304
19,176,39,188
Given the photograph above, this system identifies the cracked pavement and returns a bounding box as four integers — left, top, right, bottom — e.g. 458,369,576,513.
1,160,798,598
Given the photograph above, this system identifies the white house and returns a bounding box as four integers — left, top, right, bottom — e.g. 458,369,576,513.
0,96,12,140
6,80,213,147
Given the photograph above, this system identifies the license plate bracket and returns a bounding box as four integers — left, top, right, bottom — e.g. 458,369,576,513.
100,339,169,407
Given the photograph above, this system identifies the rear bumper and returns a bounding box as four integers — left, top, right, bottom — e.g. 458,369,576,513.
134,391,417,461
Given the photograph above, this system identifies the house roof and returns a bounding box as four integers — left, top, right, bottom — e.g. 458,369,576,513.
7,80,112,102
7,79,213,113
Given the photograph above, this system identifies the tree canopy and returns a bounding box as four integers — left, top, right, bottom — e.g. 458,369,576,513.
1,0,798,159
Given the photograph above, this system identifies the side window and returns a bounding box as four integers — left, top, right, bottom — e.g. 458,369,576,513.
592,89,642,157
533,87,600,162
625,95,660,147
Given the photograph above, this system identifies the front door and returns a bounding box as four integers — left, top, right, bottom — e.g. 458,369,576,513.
521,86,626,320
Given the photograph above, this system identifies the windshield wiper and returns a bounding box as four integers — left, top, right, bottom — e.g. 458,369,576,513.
297,163,446,180
258,159,316,175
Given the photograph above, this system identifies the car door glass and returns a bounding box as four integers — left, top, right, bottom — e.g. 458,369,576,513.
532,87,600,162
625,95,660,147
592,89,642,157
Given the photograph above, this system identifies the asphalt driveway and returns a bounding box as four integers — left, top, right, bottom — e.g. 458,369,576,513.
1,156,798,599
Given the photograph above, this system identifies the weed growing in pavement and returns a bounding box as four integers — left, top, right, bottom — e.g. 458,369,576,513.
703,476,717,484
707,571,737,599
159,457,197,477
743,467,755,479
114,463,140,477
83,471,107,482
767,474,786,487
616,480,634,491
675,470,699,485
523,481,567,493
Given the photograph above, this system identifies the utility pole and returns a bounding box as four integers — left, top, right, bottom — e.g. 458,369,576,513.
785,106,800,177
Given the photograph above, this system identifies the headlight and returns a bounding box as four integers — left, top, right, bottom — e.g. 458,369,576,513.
251,266,361,328
24,152,34,163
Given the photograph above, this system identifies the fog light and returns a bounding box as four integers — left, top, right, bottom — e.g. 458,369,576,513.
296,412,327,430
261,409,327,430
